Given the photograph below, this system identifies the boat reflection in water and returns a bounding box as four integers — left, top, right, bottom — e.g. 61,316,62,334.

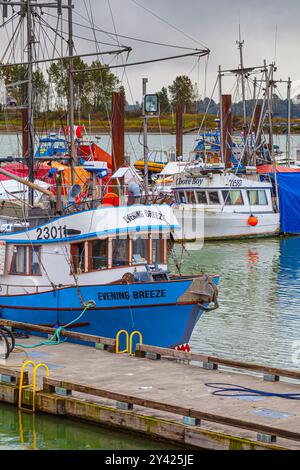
169,236,300,369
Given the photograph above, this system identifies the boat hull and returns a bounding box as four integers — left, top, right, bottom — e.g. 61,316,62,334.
174,209,280,241
0,278,218,348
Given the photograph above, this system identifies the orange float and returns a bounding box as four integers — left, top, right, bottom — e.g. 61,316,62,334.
102,192,119,207
248,215,258,227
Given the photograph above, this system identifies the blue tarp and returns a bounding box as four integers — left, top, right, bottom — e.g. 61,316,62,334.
277,173,300,233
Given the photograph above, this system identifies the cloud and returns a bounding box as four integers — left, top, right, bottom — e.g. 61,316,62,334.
0,0,298,104
72,0,300,103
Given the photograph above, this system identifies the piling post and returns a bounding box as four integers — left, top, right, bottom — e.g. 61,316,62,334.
111,91,125,173
221,95,232,169
176,103,184,158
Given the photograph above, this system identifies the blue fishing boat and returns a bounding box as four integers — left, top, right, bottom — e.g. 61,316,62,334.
35,133,69,159
0,204,219,348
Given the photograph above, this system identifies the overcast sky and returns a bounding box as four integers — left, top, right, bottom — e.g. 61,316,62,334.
70,0,300,103
1,0,300,103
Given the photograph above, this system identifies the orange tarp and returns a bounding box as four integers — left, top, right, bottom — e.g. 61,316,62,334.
51,162,90,186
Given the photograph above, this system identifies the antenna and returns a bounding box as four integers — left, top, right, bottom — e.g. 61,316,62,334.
236,24,247,130
274,24,278,64
2,0,7,18
57,0,62,15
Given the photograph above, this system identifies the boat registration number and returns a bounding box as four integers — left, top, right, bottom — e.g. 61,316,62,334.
36,225,67,240
228,179,242,187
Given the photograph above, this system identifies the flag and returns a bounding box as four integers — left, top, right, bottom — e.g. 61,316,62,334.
66,125,84,139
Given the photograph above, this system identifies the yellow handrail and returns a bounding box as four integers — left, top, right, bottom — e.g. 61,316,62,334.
116,330,129,354
129,331,143,355
18,410,37,450
18,361,49,413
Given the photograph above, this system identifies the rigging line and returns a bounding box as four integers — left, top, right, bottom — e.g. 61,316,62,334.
33,13,65,59
105,0,137,160
46,10,202,52
44,3,127,49
84,0,113,138
0,14,23,64
107,0,126,83
195,76,218,142
130,0,210,50
71,50,209,74
0,11,19,29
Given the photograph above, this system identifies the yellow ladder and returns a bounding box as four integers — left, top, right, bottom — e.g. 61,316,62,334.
18,360,49,413
116,330,143,355
18,410,37,450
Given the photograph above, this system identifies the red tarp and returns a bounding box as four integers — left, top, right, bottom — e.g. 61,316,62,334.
257,165,300,173
80,143,113,170
0,163,51,181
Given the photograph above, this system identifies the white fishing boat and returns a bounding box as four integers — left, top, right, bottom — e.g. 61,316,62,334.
171,164,280,241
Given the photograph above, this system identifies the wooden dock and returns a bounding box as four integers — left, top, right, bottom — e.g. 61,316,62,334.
1,320,300,450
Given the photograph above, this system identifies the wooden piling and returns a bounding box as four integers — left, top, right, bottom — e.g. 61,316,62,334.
221,95,232,169
176,103,184,158
111,92,125,173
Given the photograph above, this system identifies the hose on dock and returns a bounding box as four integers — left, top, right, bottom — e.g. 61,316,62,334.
15,300,96,349
205,383,300,400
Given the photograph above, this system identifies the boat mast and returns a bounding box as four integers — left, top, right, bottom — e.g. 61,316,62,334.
26,0,35,206
67,0,76,185
143,78,149,194
287,77,291,167
265,60,279,208
237,28,247,130
218,65,223,162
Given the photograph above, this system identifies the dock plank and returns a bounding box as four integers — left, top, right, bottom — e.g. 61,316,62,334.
1,335,300,449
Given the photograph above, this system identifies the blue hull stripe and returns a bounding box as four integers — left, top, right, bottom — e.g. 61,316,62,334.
4,224,179,245
0,277,219,348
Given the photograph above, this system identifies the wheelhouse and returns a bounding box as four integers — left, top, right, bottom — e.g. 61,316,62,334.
174,187,274,212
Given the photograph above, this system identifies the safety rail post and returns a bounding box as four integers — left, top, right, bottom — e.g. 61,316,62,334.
116,330,129,354
129,331,143,355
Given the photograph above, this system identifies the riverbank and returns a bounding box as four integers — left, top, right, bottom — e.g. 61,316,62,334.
0,112,299,134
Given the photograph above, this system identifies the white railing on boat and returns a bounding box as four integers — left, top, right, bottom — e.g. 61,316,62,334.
0,284,74,295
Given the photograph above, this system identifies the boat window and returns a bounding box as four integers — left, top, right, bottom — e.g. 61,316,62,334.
10,246,27,274
90,239,107,270
30,246,41,275
152,236,165,264
247,190,268,206
222,190,244,205
10,245,41,275
178,191,186,203
71,242,86,274
207,191,220,204
185,191,197,204
132,237,148,264
197,191,208,204
112,237,129,267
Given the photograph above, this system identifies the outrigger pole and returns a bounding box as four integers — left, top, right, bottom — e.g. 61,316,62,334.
0,0,131,204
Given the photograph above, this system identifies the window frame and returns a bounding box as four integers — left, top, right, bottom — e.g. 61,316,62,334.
222,190,244,206
196,190,208,205
207,190,221,205
88,238,108,272
247,189,268,206
10,245,42,276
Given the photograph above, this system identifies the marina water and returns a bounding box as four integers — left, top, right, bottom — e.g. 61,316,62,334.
0,134,300,448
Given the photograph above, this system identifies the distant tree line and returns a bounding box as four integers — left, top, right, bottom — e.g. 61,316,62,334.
0,61,299,120
0,59,121,114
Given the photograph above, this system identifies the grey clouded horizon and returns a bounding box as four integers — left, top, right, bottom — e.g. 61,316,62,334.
72,0,300,102
1,0,300,103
